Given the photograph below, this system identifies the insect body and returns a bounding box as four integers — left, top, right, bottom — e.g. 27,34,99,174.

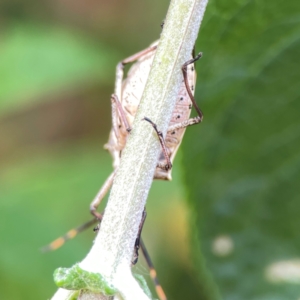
91,41,203,300
89,40,203,220
44,40,203,300
103,40,202,183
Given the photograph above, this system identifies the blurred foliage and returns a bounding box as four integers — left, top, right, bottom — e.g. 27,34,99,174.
183,0,300,299
0,23,117,115
0,0,299,300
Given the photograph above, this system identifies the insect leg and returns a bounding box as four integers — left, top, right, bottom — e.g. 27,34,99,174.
42,172,115,252
111,94,131,133
90,171,115,219
140,239,168,300
132,208,168,300
115,45,157,110
89,209,168,300
41,218,99,252
132,208,147,265
142,117,172,171
166,117,201,132
182,52,204,122
120,45,157,66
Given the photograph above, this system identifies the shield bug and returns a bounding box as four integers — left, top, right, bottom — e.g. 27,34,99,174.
44,40,203,300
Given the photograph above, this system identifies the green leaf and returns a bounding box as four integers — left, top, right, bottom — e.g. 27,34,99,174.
183,0,300,299
54,264,116,295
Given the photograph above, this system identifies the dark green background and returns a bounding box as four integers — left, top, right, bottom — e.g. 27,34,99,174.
0,0,299,299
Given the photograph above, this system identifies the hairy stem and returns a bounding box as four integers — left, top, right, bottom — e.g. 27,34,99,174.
51,0,208,299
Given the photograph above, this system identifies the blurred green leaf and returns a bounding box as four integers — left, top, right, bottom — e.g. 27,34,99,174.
183,0,300,299
0,23,117,115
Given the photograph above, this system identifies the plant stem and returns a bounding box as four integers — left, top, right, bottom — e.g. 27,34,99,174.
51,0,208,299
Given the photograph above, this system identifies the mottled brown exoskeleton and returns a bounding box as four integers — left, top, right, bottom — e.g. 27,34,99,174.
101,40,202,186
44,40,203,300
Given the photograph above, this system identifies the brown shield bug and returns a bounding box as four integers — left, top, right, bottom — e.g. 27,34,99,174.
44,40,203,300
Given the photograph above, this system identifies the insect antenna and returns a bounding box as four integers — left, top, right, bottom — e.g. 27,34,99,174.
41,218,98,252
140,239,167,300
